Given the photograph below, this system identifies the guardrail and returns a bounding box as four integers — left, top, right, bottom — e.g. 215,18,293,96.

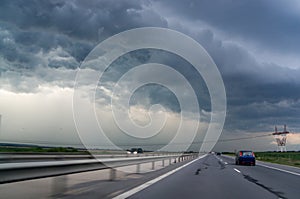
0,152,184,162
0,153,198,184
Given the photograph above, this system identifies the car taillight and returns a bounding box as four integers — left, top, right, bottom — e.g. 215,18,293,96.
239,152,243,156
252,152,255,157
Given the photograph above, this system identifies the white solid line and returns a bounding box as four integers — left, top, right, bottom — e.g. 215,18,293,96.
234,168,241,173
113,154,207,199
258,163,300,177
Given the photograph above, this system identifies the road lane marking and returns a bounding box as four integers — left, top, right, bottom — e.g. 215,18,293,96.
113,154,207,199
258,163,300,177
234,168,241,173
224,162,228,164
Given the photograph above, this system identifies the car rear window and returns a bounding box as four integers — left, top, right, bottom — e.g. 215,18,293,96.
242,151,253,156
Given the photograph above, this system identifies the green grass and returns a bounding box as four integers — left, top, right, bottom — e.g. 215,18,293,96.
255,152,300,168
0,146,80,153
222,151,300,168
221,152,235,156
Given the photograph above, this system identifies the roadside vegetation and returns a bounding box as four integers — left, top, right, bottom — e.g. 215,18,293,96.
222,151,300,168
0,144,131,155
255,152,300,168
0,146,81,153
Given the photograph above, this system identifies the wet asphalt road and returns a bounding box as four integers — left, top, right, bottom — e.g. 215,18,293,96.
128,154,300,199
2,154,300,199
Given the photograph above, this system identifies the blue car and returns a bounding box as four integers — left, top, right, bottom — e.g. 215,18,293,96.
235,150,256,166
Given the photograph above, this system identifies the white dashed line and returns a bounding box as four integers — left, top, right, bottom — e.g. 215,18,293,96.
234,168,241,173
224,162,228,165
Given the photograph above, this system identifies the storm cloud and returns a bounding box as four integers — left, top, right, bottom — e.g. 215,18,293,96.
0,0,300,151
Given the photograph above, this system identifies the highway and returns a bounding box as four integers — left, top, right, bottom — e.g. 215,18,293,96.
118,154,300,199
1,154,300,199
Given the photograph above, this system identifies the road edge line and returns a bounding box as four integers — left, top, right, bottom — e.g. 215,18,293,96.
112,154,207,199
258,163,300,177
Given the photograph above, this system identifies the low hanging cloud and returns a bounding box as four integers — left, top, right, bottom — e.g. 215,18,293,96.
0,0,299,151
0,86,82,147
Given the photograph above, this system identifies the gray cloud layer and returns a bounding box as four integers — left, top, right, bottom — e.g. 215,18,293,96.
0,0,300,150
155,0,300,53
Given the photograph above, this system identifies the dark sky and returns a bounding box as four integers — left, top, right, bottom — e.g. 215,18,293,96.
0,0,299,151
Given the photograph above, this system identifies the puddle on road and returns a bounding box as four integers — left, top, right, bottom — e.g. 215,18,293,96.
243,174,286,199
217,160,225,170
194,166,208,175
195,169,201,175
